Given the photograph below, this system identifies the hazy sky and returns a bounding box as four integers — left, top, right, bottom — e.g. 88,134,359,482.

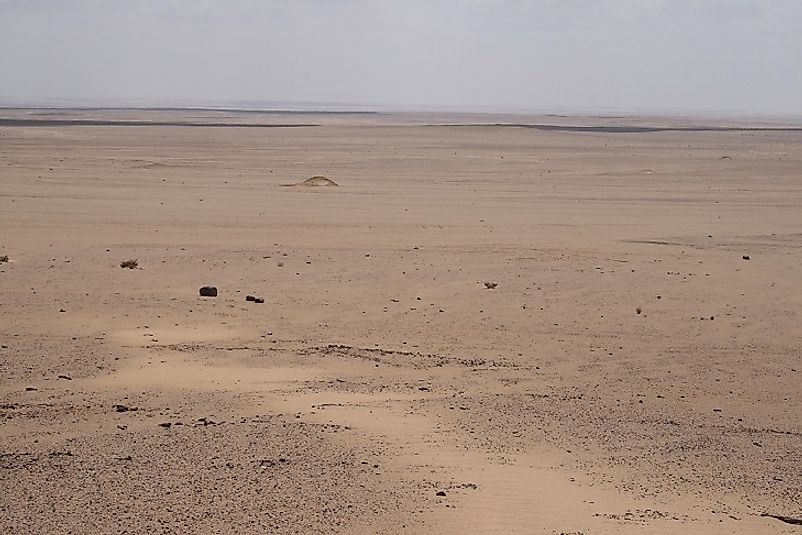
1,0,801,113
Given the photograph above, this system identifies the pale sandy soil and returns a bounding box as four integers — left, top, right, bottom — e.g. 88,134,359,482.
1,109,801,534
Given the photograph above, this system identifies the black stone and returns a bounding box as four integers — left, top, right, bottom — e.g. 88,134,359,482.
199,286,218,297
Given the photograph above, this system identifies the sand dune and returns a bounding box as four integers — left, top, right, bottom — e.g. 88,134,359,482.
284,175,340,188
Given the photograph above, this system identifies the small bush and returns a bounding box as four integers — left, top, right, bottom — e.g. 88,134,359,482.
120,259,138,269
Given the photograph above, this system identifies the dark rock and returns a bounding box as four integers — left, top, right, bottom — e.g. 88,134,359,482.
199,286,218,297
57,374,72,380
435,490,447,497
113,404,137,413
158,422,172,428
742,255,750,260
195,417,218,426
246,295,264,303
761,514,802,525
25,387,37,392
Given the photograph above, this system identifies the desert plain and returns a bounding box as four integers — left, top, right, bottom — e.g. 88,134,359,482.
1,108,801,534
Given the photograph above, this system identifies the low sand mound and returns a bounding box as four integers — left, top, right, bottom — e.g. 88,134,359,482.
284,176,339,187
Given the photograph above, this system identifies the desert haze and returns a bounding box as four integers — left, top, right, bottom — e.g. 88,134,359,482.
1,108,801,534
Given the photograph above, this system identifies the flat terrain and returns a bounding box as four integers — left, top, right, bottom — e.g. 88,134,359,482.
1,109,801,534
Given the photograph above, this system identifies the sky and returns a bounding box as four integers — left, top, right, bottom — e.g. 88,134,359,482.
1,0,801,114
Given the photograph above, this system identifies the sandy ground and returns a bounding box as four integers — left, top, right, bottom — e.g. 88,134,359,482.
1,109,801,534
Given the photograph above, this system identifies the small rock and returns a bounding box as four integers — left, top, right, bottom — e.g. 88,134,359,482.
196,417,217,426
57,374,72,380
113,404,137,413
761,514,802,526
25,387,37,392
246,295,264,303
158,422,172,428
742,255,750,260
199,286,218,297
484,282,498,289
435,491,447,497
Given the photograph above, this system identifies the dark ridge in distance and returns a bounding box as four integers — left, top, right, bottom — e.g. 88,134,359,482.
0,106,379,115
424,123,802,133
0,118,321,128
